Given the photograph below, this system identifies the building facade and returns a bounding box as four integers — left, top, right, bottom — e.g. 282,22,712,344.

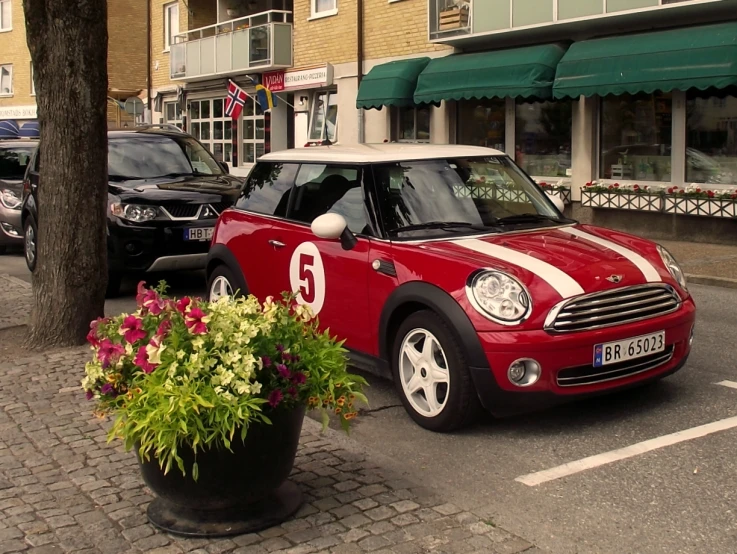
0,0,149,133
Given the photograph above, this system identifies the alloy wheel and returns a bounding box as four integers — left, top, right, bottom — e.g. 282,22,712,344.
398,328,451,418
25,225,36,267
209,275,233,301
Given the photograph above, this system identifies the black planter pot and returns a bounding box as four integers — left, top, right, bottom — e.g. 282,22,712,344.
137,405,305,537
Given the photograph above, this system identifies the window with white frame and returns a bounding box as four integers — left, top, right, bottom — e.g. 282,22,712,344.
188,98,233,164
0,0,11,31
30,63,35,95
0,65,12,95
242,96,265,164
394,107,430,142
311,0,337,18
164,2,179,51
309,90,338,142
163,101,182,128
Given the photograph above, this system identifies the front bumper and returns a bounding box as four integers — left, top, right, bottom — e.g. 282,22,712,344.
0,205,23,247
107,218,215,274
470,298,696,417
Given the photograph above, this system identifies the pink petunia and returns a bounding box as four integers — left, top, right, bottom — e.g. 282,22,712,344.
184,306,208,335
97,339,126,369
120,315,147,344
291,372,306,385
86,317,109,348
134,347,157,374
156,319,171,340
276,364,291,379
267,389,283,408
176,297,191,314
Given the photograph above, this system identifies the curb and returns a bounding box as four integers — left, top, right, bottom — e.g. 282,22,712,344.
0,273,32,290
686,273,737,290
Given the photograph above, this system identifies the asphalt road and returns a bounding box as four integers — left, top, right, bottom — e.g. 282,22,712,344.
3,250,736,554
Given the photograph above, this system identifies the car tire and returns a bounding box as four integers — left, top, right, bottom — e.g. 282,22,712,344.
106,272,123,298
391,310,482,432
23,217,37,272
206,264,244,301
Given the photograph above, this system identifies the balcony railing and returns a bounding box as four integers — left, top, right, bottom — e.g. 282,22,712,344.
170,10,293,82
429,0,472,40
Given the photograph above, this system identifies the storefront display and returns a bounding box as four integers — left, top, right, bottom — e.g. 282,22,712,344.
457,98,505,151
515,101,571,178
686,93,737,185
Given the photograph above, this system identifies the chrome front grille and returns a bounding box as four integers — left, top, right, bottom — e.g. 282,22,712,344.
556,345,675,387
545,284,681,333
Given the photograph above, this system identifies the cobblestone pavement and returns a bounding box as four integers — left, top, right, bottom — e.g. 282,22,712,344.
0,275,542,554
0,274,31,330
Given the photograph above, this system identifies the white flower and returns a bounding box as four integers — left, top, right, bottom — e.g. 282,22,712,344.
251,381,262,394
192,337,205,350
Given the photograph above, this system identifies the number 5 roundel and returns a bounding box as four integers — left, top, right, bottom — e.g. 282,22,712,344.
289,242,326,315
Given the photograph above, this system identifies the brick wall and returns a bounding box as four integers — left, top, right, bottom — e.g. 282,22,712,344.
293,0,449,70
0,0,33,107
151,0,189,89
188,0,218,29
109,0,149,92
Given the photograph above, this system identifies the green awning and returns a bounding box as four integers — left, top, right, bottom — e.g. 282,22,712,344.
413,44,567,104
553,22,737,99
356,57,431,110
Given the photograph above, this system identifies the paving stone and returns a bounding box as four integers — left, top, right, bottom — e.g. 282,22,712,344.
364,506,396,521
356,535,392,552
390,500,419,514
493,538,535,554
339,514,371,529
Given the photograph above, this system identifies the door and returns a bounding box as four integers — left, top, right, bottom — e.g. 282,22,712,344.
229,161,299,300
267,163,373,355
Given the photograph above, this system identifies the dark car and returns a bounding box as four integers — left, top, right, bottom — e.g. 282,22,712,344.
21,126,243,296
0,139,37,253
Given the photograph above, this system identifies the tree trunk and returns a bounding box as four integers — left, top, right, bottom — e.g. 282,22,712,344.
23,0,109,347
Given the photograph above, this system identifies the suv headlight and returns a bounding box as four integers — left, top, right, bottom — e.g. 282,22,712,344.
466,270,532,325
657,245,687,291
110,203,160,223
0,189,21,210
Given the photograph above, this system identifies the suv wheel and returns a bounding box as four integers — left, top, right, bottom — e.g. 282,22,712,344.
24,218,37,272
207,265,241,301
392,310,482,432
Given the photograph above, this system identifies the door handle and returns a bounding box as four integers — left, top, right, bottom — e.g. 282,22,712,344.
268,239,286,248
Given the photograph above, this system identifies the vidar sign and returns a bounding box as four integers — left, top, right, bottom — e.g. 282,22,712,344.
289,242,326,315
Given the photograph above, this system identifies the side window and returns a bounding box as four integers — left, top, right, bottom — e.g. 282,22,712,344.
235,162,298,216
289,164,370,235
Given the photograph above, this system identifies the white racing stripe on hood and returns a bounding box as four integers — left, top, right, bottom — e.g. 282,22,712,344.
453,238,585,299
565,228,661,283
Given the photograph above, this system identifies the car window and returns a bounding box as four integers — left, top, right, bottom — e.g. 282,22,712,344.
289,164,369,234
235,162,298,216
108,134,223,180
0,145,35,180
372,156,559,238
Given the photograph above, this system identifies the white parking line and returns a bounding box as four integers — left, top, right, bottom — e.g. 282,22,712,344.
515,415,737,487
715,380,737,390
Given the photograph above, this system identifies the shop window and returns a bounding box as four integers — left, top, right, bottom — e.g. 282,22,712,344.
394,107,431,143
457,99,505,151
309,90,338,143
243,96,266,164
686,92,737,185
188,98,233,164
515,100,571,178
164,2,179,51
312,0,337,17
0,65,12,95
0,0,10,31
599,93,672,182
164,101,182,129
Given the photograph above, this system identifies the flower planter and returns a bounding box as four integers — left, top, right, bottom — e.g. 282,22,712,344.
139,406,305,537
663,197,737,218
581,190,662,212
495,188,528,203
545,188,571,205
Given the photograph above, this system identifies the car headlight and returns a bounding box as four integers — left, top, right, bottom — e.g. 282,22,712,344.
0,189,21,210
110,203,160,223
466,270,532,325
657,245,687,291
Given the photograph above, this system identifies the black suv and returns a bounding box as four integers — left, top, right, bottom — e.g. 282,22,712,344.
21,126,243,296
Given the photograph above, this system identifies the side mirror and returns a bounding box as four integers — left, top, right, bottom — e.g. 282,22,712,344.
546,192,565,213
311,213,357,251
219,161,229,173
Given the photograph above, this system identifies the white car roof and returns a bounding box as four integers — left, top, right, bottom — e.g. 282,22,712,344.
258,143,506,164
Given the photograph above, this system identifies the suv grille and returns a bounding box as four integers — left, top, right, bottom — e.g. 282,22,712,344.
556,345,675,387
545,284,681,333
210,201,232,214
163,204,201,218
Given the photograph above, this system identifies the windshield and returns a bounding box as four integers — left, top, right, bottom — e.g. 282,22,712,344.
108,134,223,180
372,156,564,238
0,145,35,180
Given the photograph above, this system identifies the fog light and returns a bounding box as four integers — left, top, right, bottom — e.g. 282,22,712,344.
507,359,541,387
0,222,20,237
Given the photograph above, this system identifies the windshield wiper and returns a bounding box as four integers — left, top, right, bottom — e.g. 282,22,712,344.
156,172,196,178
494,213,566,225
108,174,142,182
392,221,491,234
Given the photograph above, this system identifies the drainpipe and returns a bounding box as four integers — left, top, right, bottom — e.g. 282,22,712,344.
146,0,153,122
356,0,364,143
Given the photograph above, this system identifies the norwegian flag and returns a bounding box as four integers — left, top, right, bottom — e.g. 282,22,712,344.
225,80,248,120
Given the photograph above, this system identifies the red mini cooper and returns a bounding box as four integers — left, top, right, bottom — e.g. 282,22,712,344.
206,144,695,432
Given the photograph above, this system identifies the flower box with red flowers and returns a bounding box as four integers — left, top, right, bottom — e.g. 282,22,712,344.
536,181,572,205
82,282,367,537
581,182,662,212
662,185,737,218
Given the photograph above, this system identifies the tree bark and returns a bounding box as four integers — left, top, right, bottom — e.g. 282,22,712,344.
23,0,109,347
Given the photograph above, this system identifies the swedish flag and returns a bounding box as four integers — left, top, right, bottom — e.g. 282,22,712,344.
255,84,277,111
